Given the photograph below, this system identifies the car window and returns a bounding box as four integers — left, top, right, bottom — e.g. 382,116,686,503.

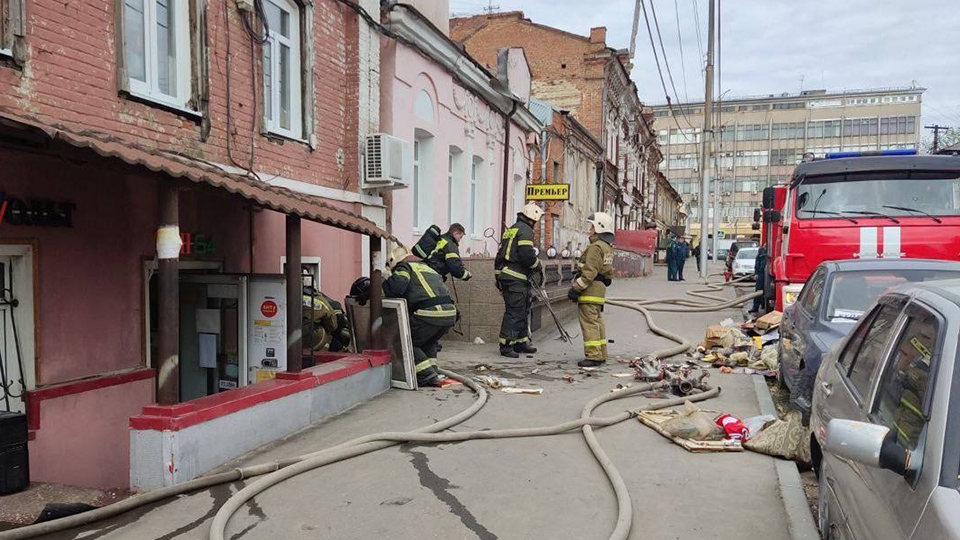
737,248,758,260
825,269,960,322
846,303,902,401
873,307,939,451
799,268,827,312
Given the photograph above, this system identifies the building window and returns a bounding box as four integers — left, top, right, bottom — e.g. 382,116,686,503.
880,116,917,135
807,119,841,139
413,139,421,228
843,118,879,138
447,148,462,225
770,148,800,166
772,102,805,110
0,0,25,64
470,156,483,236
121,0,193,108
262,0,303,138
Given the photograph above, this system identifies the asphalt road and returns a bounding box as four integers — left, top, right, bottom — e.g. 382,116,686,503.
39,268,799,540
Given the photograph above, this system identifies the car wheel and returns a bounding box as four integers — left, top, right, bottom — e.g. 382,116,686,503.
818,471,832,539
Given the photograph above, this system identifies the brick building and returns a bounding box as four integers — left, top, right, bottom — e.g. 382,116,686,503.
450,12,670,240
0,0,392,489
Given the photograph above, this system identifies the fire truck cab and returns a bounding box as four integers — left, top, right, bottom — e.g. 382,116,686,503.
759,151,960,311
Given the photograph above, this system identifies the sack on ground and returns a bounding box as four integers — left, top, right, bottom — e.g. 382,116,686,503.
662,401,725,441
743,410,811,463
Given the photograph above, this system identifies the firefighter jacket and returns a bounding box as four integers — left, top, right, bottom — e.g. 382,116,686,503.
302,292,340,351
383,261,458,324
425,233,469,280
573,234,614,305
494,219,541,281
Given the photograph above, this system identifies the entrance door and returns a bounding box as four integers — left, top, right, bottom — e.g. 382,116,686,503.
0,246,35,414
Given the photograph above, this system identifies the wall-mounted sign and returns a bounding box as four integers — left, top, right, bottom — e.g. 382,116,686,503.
180,232,216,256
0,193,76,227
526,184,570,201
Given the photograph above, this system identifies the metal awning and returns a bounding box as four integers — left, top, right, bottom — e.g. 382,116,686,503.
0,109,394,240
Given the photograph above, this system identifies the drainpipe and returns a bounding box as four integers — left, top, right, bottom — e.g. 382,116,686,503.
157,182,181,405
499,99,519,231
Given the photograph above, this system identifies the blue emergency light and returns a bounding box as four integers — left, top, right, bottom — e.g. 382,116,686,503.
825,149,918,159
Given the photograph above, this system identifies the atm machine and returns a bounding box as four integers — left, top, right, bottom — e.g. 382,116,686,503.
177,274,287,401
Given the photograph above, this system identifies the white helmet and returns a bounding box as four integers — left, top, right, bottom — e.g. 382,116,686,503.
587,212,614,234
387,245,411,270
520,203,544,222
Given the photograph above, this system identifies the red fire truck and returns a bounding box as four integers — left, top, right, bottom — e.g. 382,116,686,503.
758,151,960,311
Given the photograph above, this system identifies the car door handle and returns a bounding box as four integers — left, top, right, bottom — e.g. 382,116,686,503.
820,381,833,396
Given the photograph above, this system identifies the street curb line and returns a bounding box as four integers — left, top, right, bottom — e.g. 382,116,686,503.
752,375,821,540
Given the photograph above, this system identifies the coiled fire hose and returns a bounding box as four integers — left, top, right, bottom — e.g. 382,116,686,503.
2,275,751,540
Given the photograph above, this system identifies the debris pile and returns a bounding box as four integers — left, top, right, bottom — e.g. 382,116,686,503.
631,357,712,396
685,310,783,377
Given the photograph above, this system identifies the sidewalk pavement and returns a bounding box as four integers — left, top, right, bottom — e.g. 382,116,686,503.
39,268,810,540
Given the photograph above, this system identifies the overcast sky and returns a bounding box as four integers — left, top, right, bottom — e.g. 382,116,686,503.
450,0,960,140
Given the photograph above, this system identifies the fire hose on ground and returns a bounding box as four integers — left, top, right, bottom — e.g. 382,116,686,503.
1,276,752,540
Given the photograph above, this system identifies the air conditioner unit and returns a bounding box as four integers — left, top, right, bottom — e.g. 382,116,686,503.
753,188,759,195
363,133,410,190
752,165,759,170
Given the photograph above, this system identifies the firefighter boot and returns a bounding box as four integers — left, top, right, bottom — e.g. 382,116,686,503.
578,303,608,363
514,340,537,354
500,345,520,359
578,359,605,368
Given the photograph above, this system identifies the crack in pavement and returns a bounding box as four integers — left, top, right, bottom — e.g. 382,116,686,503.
403,448,498,540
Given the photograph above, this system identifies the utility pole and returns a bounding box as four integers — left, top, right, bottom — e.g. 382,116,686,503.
697,0,715,278
481,0,500,14
926,124,951,153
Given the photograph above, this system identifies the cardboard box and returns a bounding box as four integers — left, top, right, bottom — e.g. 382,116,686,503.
755,311,783,333
704,325,737,348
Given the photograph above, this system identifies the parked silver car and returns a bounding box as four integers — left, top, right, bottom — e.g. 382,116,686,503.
811,279,960,540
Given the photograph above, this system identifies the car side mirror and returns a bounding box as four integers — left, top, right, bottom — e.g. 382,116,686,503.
753,208,762,222
751,222,761,231
825,419,910,476
764,210,782,223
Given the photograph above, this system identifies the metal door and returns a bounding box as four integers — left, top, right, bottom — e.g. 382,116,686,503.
0,255,28,413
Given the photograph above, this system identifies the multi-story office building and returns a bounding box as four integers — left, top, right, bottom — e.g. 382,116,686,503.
651,86,924,239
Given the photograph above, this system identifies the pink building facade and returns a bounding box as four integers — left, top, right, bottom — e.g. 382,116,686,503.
380,4,541,254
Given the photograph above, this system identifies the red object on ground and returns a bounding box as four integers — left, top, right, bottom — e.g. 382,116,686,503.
723,270,732,282
614,229,658,256
715,414,749,441
438,378,463,388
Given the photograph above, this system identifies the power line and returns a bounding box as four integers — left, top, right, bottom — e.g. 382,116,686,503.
690,0,705,79
639,0,695,143
649,0,686,117
672,0,691,103
926,124,953,153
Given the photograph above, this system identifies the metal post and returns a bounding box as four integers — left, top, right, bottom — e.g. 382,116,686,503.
369,236,384,350
712,186,720,261
285,214,302,373
157,182,181,405
697,0,716,277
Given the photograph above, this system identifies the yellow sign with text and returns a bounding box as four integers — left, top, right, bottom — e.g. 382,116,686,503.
526,184,570,201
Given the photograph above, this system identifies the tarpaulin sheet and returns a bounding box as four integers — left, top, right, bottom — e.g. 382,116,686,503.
615,229,658,256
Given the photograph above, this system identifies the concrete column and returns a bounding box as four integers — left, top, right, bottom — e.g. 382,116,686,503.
369,236,384,350
285,215,302,373
157,182,181,405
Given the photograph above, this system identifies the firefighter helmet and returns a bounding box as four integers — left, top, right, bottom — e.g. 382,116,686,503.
586,212,614,234
349,277,371,306
520,203,544,222
387,245,412,270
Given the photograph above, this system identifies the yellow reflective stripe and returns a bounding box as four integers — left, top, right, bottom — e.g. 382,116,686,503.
505,237,515,261
409,263,437,298
531,259,541,269
584,340,607,347
394,270,411,279
500,336,529,345
900,397,924,419
501,267,527,280
415,308,458,318
446,252,460,259
579,296,606,304
415,359,434,373
517,240,534,246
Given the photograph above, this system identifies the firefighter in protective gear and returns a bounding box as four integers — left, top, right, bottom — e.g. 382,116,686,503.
383,245,458,387
567,212,615,368
495,203,544,358
302,286,352,353
423,223,472,282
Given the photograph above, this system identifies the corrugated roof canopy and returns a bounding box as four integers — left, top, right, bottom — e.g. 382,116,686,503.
0,110,394,241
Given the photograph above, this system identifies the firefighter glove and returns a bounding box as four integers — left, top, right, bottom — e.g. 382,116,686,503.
462,270,473,282
600,275,612,286
567,287,580,301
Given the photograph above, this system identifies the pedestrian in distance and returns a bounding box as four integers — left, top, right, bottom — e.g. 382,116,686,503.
567,212,615,367
693,242,702,273
665,235,677,281
494,203,545,358
750,246,768,315
382,245,458,387
677,237,690,281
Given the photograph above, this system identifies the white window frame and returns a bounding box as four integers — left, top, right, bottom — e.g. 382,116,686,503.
263,0,303,140
280,256,321,290
121,0,193,110
413,139,422,230
470,156,482,237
